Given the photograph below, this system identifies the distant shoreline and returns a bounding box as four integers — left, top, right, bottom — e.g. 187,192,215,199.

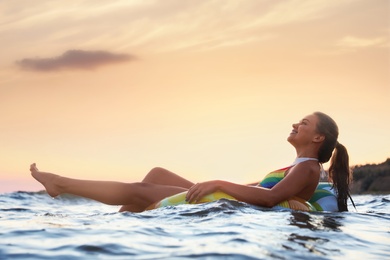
350,158,390,194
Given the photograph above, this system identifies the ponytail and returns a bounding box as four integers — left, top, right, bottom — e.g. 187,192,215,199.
314,112,354,212
328,142,353,212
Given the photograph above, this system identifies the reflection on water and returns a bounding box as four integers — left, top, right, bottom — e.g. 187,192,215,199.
289,211,343,231
285,212,344,256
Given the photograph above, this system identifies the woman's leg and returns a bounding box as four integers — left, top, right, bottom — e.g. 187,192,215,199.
119,167,194,212
30,163,187,211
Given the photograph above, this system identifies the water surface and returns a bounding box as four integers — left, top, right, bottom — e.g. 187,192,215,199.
1,191,389,259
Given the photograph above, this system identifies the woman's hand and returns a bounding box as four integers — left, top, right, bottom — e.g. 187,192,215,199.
186,180,221,203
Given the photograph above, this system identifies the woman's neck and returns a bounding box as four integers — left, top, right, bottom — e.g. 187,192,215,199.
295,147,319,161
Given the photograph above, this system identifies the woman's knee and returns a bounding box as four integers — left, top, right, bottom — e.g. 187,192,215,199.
142,167,193,188
144,167,168,181
149,167,168,175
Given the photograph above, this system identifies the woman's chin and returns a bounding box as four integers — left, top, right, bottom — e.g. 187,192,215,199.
287,135,297,145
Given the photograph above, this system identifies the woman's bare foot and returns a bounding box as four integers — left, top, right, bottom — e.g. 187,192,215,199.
30,163,62,197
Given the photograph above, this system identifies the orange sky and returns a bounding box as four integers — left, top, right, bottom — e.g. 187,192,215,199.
1,0,389,193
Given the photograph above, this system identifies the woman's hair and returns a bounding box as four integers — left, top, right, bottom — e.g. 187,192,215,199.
314,111,352,212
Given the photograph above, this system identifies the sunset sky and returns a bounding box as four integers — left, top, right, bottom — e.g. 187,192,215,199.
1,0,389,193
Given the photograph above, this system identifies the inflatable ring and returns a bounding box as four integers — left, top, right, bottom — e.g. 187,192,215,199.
146,182,338,212
273,197,317,211
309,182,338,211
146,191,236,210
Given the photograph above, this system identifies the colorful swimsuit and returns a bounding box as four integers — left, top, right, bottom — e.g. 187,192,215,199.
259,166,293,189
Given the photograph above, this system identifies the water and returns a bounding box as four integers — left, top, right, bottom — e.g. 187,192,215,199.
1,191,389,259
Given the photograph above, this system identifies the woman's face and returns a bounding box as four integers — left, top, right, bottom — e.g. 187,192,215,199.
287,114,322,146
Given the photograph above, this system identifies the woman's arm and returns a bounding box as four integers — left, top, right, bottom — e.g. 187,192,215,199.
186,162,319,207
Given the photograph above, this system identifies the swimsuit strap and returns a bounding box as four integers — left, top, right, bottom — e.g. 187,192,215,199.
292,157,319,166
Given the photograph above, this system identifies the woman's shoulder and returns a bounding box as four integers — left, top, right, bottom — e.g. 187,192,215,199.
289,160,320,176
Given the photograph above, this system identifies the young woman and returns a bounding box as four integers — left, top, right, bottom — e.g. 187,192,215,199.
30,112,352,212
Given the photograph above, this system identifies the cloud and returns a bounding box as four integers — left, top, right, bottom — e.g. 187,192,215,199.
3,0,380,57
16,49,135,71
336,36,387,49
